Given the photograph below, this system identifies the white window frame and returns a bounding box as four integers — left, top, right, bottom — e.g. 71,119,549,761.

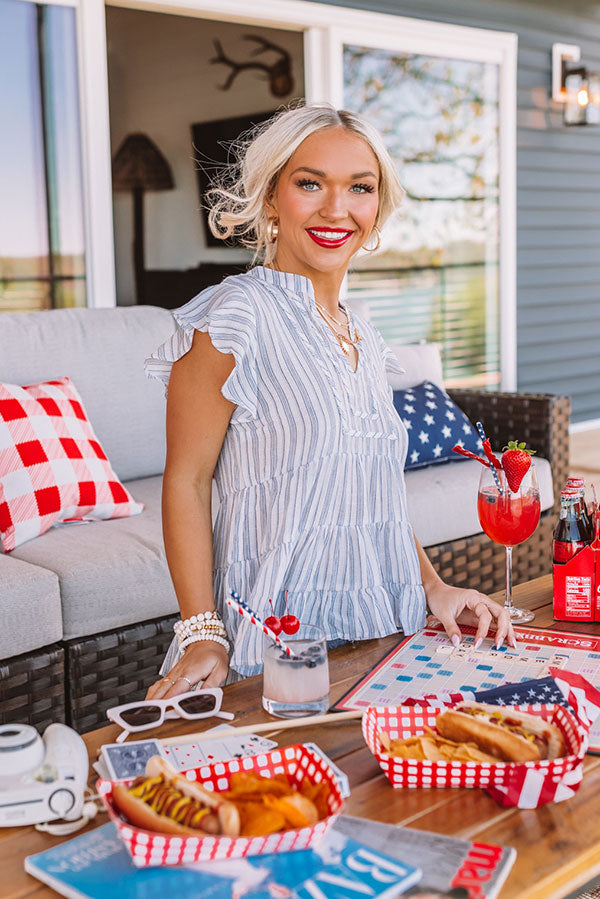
16,0,116,309
100,0,516,389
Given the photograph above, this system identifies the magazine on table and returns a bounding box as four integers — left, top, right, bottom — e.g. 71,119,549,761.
335,816,516,899
24,819,422,899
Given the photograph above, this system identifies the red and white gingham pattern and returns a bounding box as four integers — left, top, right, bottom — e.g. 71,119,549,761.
0,377,143,551
363,669,600,809
98,743,344,867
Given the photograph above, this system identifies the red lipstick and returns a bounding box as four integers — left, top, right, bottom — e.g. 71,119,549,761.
305,227,354,248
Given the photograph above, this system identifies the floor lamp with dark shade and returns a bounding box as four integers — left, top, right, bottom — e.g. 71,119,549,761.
112,133,174,304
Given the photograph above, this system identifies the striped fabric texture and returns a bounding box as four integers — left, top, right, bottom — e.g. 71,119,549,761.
145,266,427,677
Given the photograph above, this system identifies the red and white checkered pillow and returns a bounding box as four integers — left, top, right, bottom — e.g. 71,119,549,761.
0,377,144,552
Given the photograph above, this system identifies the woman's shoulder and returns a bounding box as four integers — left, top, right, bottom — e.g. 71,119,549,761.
175,270,260,320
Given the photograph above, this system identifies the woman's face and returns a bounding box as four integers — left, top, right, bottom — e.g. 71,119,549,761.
268,126,380,282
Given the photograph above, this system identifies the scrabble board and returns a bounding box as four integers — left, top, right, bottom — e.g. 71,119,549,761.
333,623,600,752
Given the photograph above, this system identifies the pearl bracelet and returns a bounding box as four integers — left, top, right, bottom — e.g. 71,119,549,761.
179,633,230,653
174,610,223,636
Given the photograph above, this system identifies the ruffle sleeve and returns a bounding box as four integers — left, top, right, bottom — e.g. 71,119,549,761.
144,278,258,423
368,322,407,379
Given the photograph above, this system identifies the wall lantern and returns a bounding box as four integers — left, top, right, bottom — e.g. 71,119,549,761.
552,43,600,126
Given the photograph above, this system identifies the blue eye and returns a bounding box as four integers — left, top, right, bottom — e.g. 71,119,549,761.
351,183,376,194
297,178,320,191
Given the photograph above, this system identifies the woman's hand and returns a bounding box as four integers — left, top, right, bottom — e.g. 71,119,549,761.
146,642,229,700
425,581,517,651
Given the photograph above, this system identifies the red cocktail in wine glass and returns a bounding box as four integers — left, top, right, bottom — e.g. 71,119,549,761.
477,464,541,623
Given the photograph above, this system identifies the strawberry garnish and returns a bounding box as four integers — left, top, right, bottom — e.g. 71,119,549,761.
501,441,535,493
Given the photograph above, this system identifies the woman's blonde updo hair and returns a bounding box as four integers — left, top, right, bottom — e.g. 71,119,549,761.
206,102,404,264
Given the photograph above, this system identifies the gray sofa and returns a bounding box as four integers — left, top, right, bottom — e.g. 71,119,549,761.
0,306,567,733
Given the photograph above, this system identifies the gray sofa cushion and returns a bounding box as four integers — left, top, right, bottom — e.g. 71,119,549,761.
0,555,62,656
386,342,445,390
10,475,178,640
407,457,554,547
0,306,174,482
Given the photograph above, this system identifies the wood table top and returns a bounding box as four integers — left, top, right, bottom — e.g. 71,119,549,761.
5,574,600,898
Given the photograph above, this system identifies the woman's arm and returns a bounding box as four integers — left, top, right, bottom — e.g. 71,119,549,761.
413,534,516,650
146,329,236,699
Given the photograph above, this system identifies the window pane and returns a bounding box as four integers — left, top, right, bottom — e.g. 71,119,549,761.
0,1,49,283
0,1,86,312
44,5,86,283
54,278,86,309
0,281,51,314
344,45,500,388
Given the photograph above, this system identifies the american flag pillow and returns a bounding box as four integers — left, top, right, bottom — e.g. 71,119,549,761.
0,377,143,552
392,380,481,470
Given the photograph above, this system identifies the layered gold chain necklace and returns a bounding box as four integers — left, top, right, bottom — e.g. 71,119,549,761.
314,301,362,358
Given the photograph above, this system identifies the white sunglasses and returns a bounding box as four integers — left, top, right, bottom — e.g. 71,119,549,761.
106,688,234,743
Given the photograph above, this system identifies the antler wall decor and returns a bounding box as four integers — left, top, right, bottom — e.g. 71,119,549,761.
210,35,294,97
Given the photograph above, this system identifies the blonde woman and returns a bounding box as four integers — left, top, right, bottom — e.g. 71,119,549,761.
145,103,515,698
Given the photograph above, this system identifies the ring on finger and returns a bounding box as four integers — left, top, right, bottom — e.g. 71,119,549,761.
162,677,176,686
176,675,195,690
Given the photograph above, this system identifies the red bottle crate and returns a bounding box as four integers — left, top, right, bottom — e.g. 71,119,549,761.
553,538,600,621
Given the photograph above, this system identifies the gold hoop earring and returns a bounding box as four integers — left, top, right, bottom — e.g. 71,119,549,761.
361,225,381,253
266,218,279,242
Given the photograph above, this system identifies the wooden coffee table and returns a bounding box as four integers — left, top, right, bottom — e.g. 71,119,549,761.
3,574,600,898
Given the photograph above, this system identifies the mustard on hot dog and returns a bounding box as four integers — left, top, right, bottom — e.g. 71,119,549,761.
111,756,241,837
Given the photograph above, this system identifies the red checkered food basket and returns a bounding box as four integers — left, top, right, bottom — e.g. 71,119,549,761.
98,743,343,867
363,670,600,808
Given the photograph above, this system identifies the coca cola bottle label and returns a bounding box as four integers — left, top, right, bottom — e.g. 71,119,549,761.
553,540,586,564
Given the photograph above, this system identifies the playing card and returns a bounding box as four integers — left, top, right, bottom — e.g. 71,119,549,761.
161,727,278,770
100,739,167,780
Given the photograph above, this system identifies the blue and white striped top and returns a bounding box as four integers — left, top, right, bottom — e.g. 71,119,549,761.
145,265,426,678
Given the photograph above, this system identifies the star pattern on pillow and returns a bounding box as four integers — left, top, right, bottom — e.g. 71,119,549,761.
392,381,482,470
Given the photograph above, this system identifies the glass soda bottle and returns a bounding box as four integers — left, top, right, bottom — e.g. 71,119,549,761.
553,489,591,564
565,477,594,540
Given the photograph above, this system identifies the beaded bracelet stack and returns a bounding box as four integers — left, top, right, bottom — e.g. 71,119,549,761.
174,610,229,653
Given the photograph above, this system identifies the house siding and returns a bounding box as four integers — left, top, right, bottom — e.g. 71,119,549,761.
308,0,600,423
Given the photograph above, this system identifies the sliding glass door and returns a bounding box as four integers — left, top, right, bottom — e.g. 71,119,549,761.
343,45,501,388
0,0,86,312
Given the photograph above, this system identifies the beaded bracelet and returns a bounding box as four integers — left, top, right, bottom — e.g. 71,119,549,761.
179,633,230,653
174,610,223,636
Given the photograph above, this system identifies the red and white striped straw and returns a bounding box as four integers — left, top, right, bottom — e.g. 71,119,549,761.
227,591,298,658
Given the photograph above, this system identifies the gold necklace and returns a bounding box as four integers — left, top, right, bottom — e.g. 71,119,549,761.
314,301,346,328
314,303,361,356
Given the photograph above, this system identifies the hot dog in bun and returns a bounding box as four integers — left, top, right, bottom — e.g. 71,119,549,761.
436,701,565,762
111,756,241,837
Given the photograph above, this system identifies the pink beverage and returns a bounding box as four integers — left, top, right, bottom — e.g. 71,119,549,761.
262,624,329,718
477,486,541,546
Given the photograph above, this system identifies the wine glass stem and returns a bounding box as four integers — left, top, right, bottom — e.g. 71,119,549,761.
505,545,513,611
